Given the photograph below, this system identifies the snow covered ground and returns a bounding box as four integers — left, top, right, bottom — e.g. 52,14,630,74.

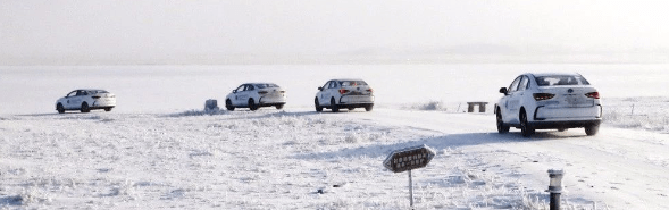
1,65,668,209
1,107,668,209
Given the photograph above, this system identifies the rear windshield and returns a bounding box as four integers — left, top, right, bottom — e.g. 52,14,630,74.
535,75,590,86
87,90,109,94
256,84,278,89
339,81,368,86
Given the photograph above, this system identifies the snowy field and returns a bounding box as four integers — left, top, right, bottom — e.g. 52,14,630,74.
1,65,669,209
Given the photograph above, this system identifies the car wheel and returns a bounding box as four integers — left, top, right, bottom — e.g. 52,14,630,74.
558,128,568,132
249,99,258,111
365,104,374,111
496,110,510,134
348,108,354,111
315,98,323,112
104,108,112,112
585,125,599,136
81,102,90,113
331,98,339,112
519,110,534,137
275,104,284,110
226,100,235,111
57,103,65,114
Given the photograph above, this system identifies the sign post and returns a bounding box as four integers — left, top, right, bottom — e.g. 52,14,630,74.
383,145,436,209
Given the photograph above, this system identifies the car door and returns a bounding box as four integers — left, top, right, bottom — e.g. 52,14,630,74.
327,81,339,104
63,91,77,109
318,82,332,105
70,90,86,109
508,76,530,123
501,76,522,124
235,84,251,106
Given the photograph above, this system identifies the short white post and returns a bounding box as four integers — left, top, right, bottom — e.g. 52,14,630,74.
409,169,413,209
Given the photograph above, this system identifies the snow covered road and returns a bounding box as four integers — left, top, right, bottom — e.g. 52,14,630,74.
344,109,669,209
1,108,667,209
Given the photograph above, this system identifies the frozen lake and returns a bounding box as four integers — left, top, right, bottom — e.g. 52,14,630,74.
1,64,668,115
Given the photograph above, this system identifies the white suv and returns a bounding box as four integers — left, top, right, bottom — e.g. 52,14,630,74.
56,90,116,113
225,83,286,111
315,79,374,112
495,73,602,137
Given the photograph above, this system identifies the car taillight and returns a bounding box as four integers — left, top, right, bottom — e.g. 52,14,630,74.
368,89,374,93
534,93,555,101
339,89,350,94
258,91,268,95
92,96,101,99
586,92,600,99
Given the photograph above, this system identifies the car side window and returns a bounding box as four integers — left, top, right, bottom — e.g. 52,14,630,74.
509,77,521,92
518,76,529,91
248,85,255,91
328,81,337,89
235,85,244,92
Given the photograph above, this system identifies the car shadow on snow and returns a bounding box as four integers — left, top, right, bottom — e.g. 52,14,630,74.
14,112,93,117
196,109,371,120
295,131,589,160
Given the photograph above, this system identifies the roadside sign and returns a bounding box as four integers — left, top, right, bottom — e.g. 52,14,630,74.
383,144,436,209
383,145,436,173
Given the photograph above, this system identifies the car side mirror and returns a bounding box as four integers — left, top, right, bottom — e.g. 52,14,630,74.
500,87,509,95
318,87,323,91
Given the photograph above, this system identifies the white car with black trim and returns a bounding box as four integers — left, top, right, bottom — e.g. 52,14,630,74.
56,90,116,114
225,83,286,111
495,73,602,137
315,78,374,112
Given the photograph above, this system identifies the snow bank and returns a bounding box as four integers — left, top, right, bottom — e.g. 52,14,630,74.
603,96,669,133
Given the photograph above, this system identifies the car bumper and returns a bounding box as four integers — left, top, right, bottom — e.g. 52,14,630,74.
259,97,286,105
534,105,602,120
340,95,374,104
528,119,602,129
92,100,116,108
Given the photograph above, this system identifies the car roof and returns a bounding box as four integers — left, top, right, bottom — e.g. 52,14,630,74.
530,73,582,77
330,78,365,81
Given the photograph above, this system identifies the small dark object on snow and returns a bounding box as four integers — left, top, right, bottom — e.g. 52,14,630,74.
317,189,325,194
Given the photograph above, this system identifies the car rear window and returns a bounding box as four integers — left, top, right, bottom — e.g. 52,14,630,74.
87,90,109,94
256,84,278,89
535,75,590,86
339,81,368,86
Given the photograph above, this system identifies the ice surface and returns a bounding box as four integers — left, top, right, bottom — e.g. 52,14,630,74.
1,65,668,209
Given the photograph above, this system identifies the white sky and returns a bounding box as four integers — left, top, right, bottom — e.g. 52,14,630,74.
2,0,669,63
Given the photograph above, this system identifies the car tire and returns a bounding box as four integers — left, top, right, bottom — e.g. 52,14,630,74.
585,125,599,136
558,128,568,132
226,100,235,111
249,99,258,111
275,104,284,110
81,102,90,113
104,108,112,112
519,110,534,137
496,110,510,134
348,108,354,111
365,104,374,111
315,98,323,112
331,98,339,112
57,103,65,114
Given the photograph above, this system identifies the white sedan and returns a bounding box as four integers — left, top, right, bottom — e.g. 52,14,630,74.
225,83,286,111
495,73,602,136
315,78,374,112
56,90,116,113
